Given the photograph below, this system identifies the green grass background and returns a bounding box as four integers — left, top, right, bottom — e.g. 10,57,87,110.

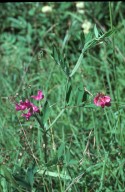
0,2,125,192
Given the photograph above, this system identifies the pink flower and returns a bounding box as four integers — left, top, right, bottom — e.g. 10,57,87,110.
22,110,32,120
31,90,44,100
15,90,44,120
15,99,31,111
94,93,111,108
21,104,40,120
15,99,40,120
30,103,40,113
15,103,25,111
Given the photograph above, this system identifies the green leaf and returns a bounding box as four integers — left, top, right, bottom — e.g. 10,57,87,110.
66,84,72,103
84,104,97,108
68,160,78,165
0,183,3,191
65,150,70,163
0,165,22,192
69,51,83,77
13,175,31,190
80,31,85,48
94,24,99,38
52,45,69,76
102,27,117,38
26,165,36,188
77,90,83,105
47,109,65,130
37,170,71,180
82,91,88,102
52,45,61,66
57,143,65,159
46,154,59,167
69,27,117,77
85,32,93,43
42,100,51,124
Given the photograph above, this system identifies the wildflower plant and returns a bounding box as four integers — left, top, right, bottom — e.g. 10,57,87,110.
10,23,115,191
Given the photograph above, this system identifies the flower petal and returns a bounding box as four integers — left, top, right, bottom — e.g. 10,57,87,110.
15,100,29,111
15,103,22,111
93,93,111,108
31,90,44,100
104,96,111,103
22,110,32,120
30,103,40,113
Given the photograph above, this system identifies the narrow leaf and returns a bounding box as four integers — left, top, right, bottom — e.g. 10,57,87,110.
80,31,85,47
82,91,88,102
42,100,51,124
58,143,65,159
69,52,83,77
37,170,71,180
26,167,34,188
0,165,22,192
94,24,99,38
66,84,72,103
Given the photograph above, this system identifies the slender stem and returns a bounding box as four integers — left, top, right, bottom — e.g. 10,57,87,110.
109,2,117,88
49,120,63,192
43,129,48,164
34,114,44,131
64,76,71,107
109,2,113,30
110,3,122,142
109,1,120,129
18,116,39,166
34,114,48,163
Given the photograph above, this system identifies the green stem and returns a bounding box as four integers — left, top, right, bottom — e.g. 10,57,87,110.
109,2,113,30
34,114,44,130
43,128,48,164
109,2,115,75
34,114,48,163
109,2,117,91
64,76,71,107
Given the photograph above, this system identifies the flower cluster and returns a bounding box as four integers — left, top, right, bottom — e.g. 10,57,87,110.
94,93,111,108
15,90,44,120
76,2,85,14
41,5,53,13
81,20,92,34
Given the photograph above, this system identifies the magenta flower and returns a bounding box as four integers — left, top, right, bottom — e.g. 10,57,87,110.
30,103,40,113
21,103,40,120
94,93,111,108
22,110,32,120
15,99,33,111
31,90,44,100
15,103,25,111
15,100,40,120
15,90,44,120
15,99,30,111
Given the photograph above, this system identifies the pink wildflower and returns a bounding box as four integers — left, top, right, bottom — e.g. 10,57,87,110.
15,99,40,120
15,90,44,120
30,103,40,113
22,110,32,120
31,90,44,100
21,104,40,120
94,93,111,108
15,103,25,111
15,99,31,111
